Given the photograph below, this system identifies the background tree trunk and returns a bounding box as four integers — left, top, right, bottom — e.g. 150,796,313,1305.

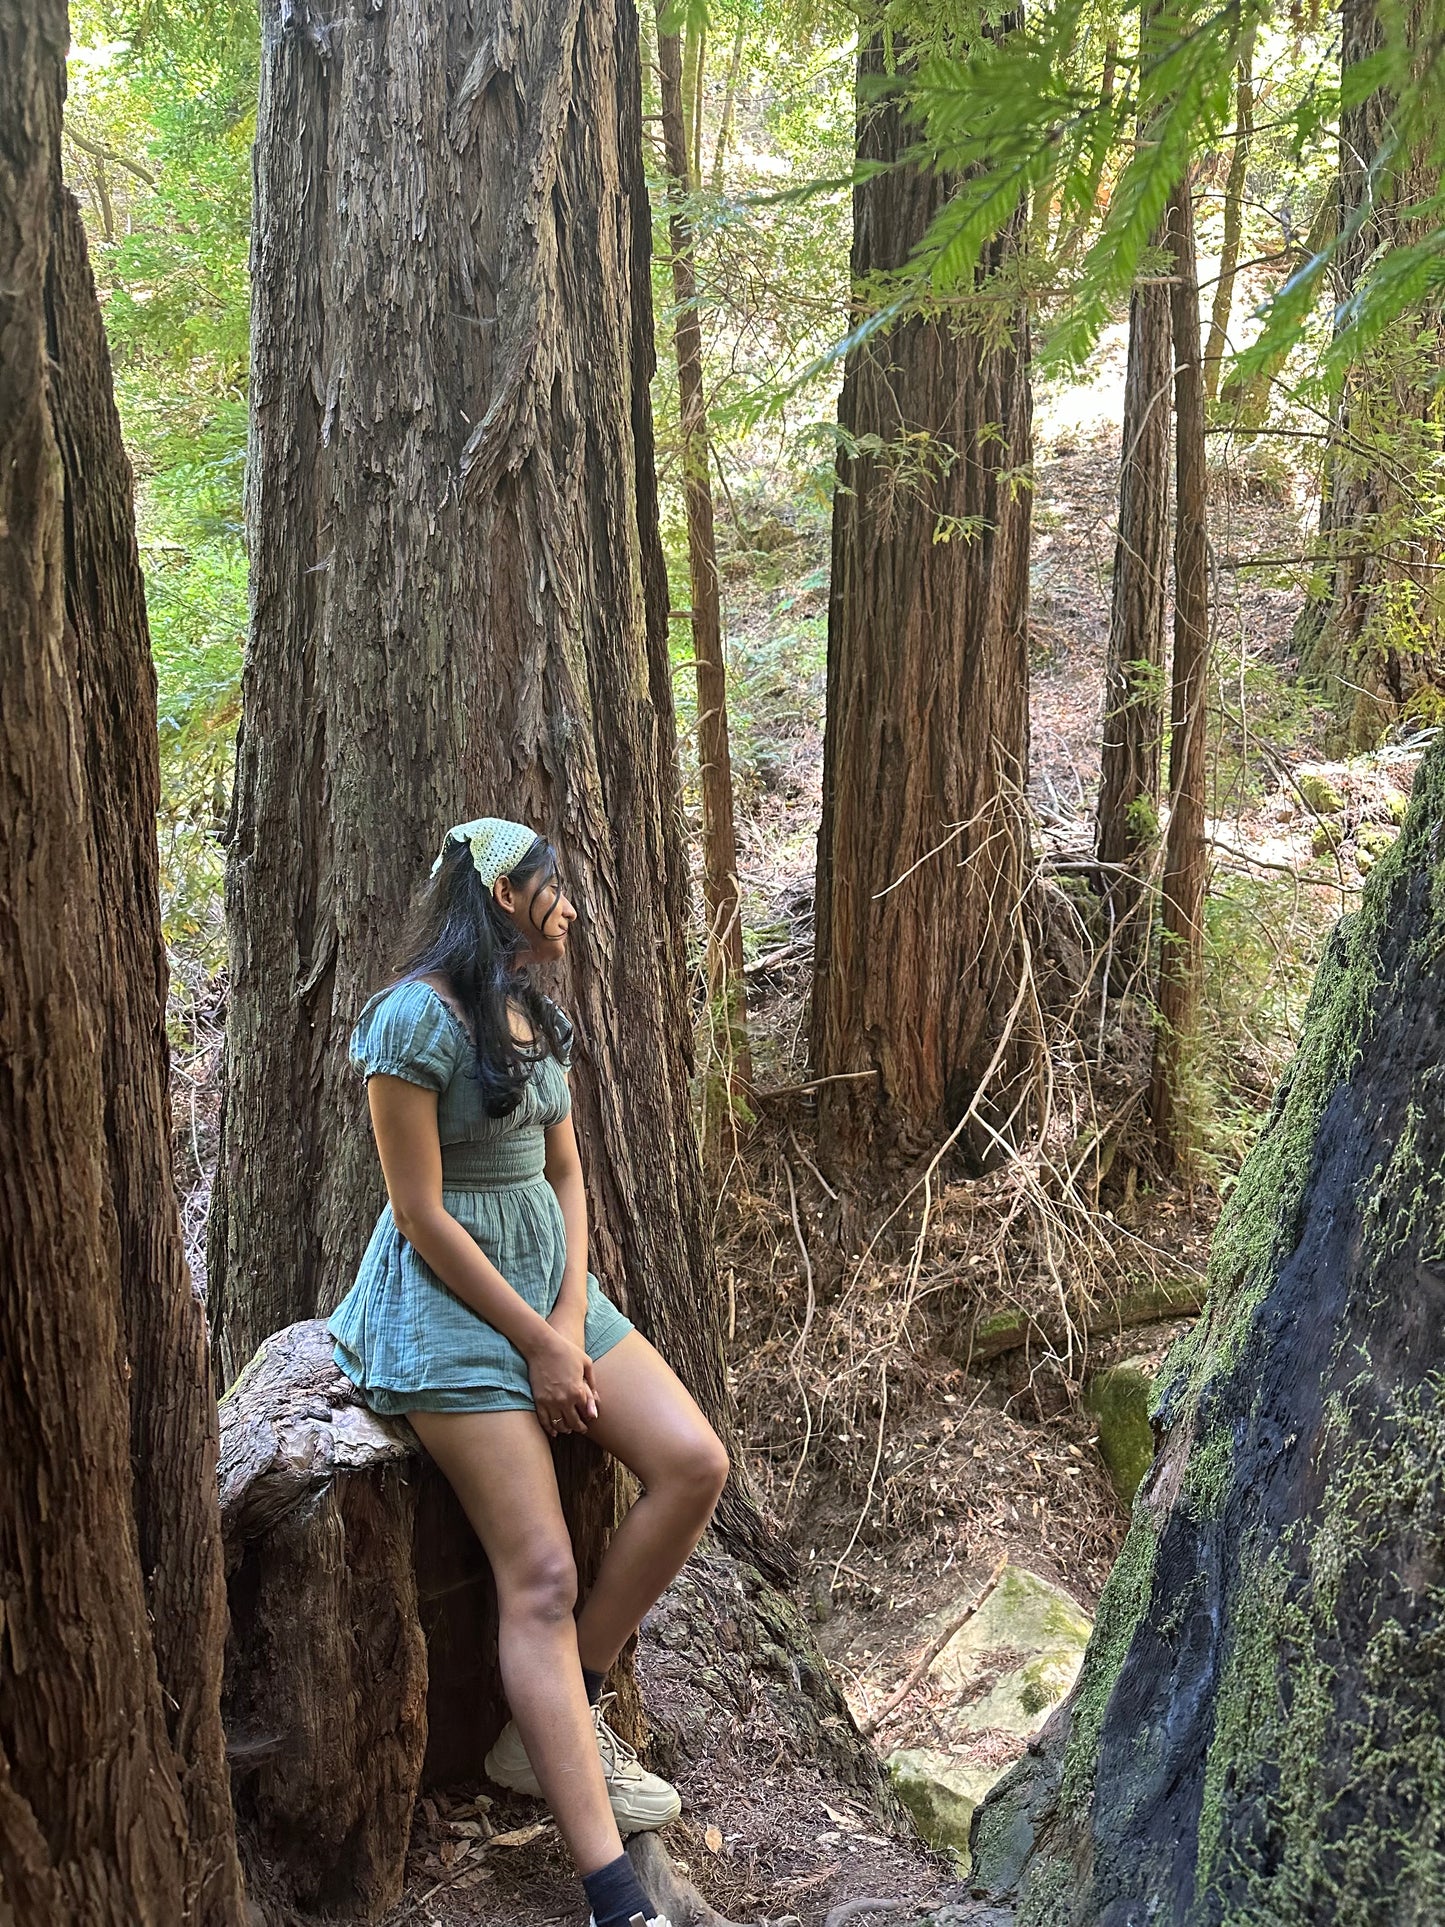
656,12,754,1155
972,738,1445,1923
214,0,786,1567
1,5,244,1915
1094,245,1172,981
1202,31,1255,401
1150,176,1211,1162
811,26,1035,1176
1294,0,1443,747
683,14,706,188
711,19,747,190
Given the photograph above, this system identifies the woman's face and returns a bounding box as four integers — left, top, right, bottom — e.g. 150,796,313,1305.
494,867,576,966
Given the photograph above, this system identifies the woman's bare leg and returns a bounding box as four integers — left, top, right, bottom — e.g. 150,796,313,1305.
572,1333,730,1676
405,1408,625,1876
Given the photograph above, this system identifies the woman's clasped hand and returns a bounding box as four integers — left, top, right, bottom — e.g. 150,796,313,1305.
523,1319,599,1435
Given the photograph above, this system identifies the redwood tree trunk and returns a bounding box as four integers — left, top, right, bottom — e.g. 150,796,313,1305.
1,4,244,1915
711,19,746,190
1095,244,1172,977
1202,32,1255,401
812,27,1034,1175
1150,176,1211,1160
972,737,1445,1925
212,0,783,1568
656,13,753,1141
1295,0,1443,746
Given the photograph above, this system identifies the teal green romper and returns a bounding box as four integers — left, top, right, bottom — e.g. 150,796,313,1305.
327,978,634,1414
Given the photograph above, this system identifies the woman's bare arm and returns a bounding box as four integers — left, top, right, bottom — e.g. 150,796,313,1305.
543,1092,589,1332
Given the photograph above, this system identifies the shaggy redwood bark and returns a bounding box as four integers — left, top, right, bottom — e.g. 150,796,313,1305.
657,14,753,1131
1095,248,1172,977
812,28,1034,1174
213,0,785,1569
0,4,243,1915
972,739,1445,1925
1150,177,1211,1160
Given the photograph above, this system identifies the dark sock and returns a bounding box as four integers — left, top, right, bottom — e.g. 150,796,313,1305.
582,1851,651,1927
582,1664,607,1708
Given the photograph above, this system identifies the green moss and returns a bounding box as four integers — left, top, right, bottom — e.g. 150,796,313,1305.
1161,744,1445,1429
1297,770,1345,815
1086,1362,1154,1504
1056,1516,1160,1823
1193,1376,1445,1924
1312,820,1344,857
1182,1424,1235,1520
1018,1851,1075,1927
1361,1089,1445,1266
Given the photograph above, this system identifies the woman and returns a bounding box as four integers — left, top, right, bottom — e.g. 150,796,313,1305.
327,816,729,1927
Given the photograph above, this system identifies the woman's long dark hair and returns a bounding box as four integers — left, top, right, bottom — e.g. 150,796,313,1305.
389,832,572,1116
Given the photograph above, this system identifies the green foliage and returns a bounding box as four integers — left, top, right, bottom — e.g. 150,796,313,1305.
1124,788,1161,842
1174,875,1338,1184
67,2,255,972
850,0,1445,386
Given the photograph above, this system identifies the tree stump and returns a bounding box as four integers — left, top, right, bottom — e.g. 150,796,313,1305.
219,1319,609,1918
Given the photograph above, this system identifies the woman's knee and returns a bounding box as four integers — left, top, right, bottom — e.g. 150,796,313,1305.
497,1540,579,1625
670,1428,730,1510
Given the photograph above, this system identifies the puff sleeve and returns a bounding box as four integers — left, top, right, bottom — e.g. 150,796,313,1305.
544,996,576,1071
349,981,463,1092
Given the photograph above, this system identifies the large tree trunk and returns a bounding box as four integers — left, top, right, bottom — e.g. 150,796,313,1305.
1295,0,1444,747
206,0,475,1381
0,5,245,1916
212,0,786,1567
1150,176,1211,1162
971,736,1445,1923
656,12,754,1150
1094,243,1172,978
811,26,1035,1176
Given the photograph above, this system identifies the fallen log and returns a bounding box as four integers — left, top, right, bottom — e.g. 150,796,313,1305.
962,1273,1204,1366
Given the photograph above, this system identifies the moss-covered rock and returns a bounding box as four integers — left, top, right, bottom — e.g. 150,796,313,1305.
1311,818,1344,857
918,1566,1094,1752
1085,1357,1154,1503
1296,768,1345,814
969,740,1445,1924
1355,820,1399,872
887,1748,1006,1869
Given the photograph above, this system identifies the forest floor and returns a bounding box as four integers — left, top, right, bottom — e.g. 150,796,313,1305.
187,343,1424,1927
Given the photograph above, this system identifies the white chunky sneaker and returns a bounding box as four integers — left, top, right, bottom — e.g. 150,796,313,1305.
592,1695,682,1832
483,1698,682,1834
482,1717,544,1797
586,1916,675,1927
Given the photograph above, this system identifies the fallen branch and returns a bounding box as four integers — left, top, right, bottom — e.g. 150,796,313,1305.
860,1553,1009,1737
823,1901,909,1926
742,937,810,976
965,1274,1204,1365
752,1068,881,1104
627,1831,745,1926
